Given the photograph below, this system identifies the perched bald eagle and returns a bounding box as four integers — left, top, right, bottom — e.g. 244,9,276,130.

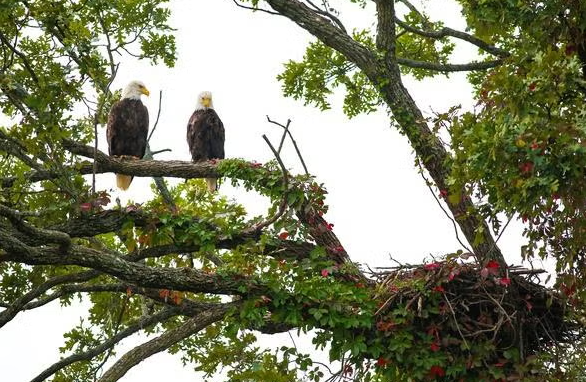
106,81,150,190
186,91,225,192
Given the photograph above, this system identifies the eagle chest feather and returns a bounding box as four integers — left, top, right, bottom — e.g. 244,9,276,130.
187,109,225,162
106,99,149,158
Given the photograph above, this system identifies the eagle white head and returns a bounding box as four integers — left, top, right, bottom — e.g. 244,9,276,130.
195,91,214,110
121,81,150,100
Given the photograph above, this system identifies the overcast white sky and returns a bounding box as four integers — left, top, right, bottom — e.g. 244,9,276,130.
0,1,532,380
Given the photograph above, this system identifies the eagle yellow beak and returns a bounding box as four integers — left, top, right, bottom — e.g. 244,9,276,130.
141,88,150,96
202,97,211,107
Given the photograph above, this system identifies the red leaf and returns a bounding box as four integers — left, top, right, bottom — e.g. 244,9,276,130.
375,357,389,367
424,263,441,271
430,342,441,352
79,203,92,212
278,231,289,240
321,268,330,277
498,277,511,286
126,287,133,297
486,260,500,269
439,189,448,199
249,161,262,168
429,365,445,377
528,82,537,91
159,289,170,301
433,285,445,293
519,161,534,174
170,291,183,305
480,267,489,279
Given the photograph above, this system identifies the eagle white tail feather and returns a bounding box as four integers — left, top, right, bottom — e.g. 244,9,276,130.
205,178,217,193
116,174,133,190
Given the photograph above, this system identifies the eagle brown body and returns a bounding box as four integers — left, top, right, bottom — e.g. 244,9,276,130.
106,97,149,190
186,98,225,192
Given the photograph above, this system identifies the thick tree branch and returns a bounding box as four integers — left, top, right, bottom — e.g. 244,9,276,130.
397,57,504,72
96,303,233,382
0,204,71,248
0,237,263,296
255,0,505,264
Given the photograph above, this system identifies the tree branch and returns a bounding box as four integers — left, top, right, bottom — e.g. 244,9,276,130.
0,237,263,296
30,307,180,382
0,270,99,327
96,303,233,382
394,17,510,58
250,0,506,264
397,57,504,72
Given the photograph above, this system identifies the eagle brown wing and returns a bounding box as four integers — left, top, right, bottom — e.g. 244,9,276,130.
106,98,149,190
186,109,225,162
106,98,149,158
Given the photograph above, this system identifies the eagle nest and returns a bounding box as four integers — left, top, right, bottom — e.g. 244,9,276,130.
371,259,584,359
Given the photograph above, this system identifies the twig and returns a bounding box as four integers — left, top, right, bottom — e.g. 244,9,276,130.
245,135,289,233
91,295,130,380
231,0,281,16
30,308,179,382
444,294,470,350
277,118,291,154
304,0,347,33
416,161,473,254
147,90,163,142
266,116,309,175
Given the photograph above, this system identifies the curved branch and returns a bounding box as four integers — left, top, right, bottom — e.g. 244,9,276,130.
30,307,180,382
394,17,510,58
0,270,99,328
96,303,232,382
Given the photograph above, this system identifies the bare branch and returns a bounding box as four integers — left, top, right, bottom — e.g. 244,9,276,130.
266,116,309,175
96,303,233,382
232,0,281,16
31,307,180,382
0,270,99,327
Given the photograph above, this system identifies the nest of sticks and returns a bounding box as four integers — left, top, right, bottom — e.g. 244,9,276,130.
371,260,584,358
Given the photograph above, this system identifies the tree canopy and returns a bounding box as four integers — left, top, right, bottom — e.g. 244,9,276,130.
1,0,586,381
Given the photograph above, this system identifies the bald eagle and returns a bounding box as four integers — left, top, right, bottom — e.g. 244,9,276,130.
106,81,150,190
186,91,225,192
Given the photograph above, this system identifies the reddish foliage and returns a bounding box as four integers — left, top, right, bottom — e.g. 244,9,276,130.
429,365,446,377
519,161,534,174
249,161,262,168
79,203,92,212
424,263,441,271
497,277,511,286
159,289,170,301
375,357,390,367
376,321,396,332
433,285,445,293
528,82,537,91
430,342,441,352
278,231,289,240
321,268,330,277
